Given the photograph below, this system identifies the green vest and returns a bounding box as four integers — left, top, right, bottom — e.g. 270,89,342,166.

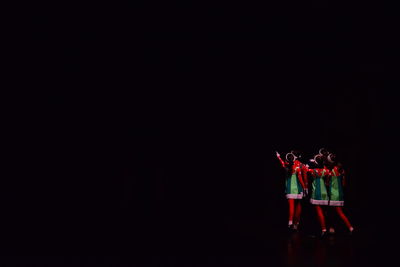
328,168,344,202
285,167,303,195
311,169,329,201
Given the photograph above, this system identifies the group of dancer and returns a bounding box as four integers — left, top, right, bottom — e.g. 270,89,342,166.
276,148,354,237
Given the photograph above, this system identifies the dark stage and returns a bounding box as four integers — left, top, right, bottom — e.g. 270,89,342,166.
6,1,393,266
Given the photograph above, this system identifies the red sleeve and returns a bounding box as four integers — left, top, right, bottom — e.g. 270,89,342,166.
296,167,305,189
325,168,332,176
305,166,315,179
302,165,309,186
277,155,287,168
306,165,313,174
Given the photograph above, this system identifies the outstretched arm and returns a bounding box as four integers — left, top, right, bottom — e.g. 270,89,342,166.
276,151,287,168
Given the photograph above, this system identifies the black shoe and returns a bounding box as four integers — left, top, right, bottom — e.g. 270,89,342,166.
320,231,327,238
287,224,296,234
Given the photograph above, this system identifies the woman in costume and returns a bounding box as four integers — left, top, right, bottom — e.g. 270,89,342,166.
276,151,306,230
291,150,309,198
326,153,354,234
306,154,331,237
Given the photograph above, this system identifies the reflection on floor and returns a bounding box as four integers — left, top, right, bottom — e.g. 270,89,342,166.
284,232,356,267
0,222,391,266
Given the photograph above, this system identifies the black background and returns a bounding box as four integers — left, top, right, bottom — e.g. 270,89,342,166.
3,1,393,266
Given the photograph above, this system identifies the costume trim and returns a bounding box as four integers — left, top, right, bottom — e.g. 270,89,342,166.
310,199,329,205
329,200,344,206
286,193,303,199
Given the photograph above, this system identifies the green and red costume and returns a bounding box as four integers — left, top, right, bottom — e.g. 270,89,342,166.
309,168,330,205
328,166,345,206
276,153,305,227
285,166,304,199
277,156,304,199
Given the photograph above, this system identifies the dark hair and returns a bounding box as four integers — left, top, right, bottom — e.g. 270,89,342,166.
319,148,329,156
336,162,344,174
286,153,295,163
285,153,295,173
324,153,336,170
315,155,324,167
291,150,302,159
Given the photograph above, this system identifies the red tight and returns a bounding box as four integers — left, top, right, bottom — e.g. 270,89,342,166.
334,207,353,230
288,199,302,224
314,205,326,231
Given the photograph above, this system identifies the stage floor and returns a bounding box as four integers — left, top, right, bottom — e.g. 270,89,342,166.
0,219,390,266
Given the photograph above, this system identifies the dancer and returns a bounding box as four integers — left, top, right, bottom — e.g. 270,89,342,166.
292,150,311,231
276,151,306,230
291,150,309,198
306,154,331,237
326,153,354,234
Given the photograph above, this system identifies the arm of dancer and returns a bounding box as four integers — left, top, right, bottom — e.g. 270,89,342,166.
275,151,287,168
296,167,306,191
301,164,309,188
303,164,315,177
302,165,315,195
